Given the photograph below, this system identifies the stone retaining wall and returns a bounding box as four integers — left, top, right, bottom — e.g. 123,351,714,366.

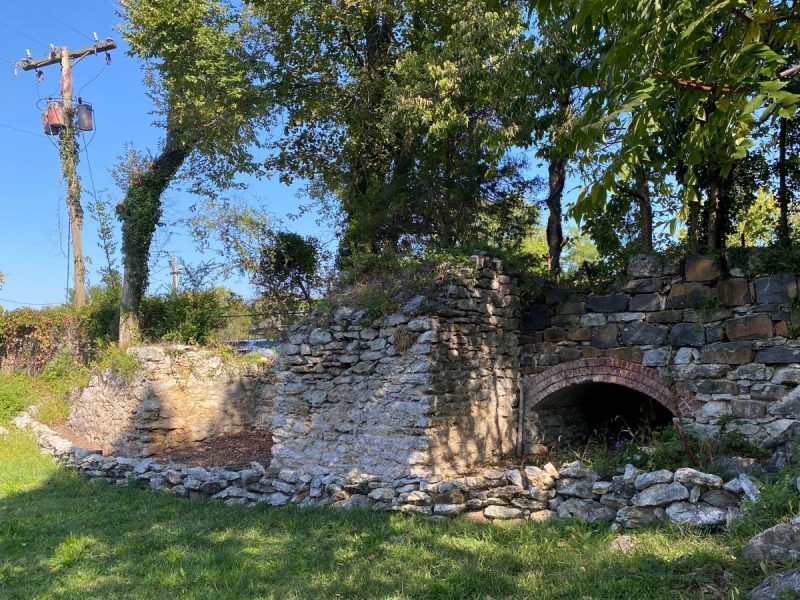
271,256,520,480
67,346,275,457
521,254,800,450
14,410,759,529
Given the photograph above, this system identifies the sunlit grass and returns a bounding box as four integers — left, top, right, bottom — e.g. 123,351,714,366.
0,431,775,599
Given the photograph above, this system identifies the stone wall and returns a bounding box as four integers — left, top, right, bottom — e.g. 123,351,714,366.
16,410,760,529
67,346,274,456
270,256,520,480
521,253,800,449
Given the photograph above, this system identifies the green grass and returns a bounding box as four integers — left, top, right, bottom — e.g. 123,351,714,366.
0,351,90,427
0,432,776,599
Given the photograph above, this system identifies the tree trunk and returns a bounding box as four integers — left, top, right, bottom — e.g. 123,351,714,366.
778,116,790,245
636,170,653,252
118,127,188,345
547,157,566,279
706,169,732,252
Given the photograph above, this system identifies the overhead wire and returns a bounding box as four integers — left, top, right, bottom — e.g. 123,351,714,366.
0,122,44,138
26,2,94,43
0,297,63,307
0,20,48,48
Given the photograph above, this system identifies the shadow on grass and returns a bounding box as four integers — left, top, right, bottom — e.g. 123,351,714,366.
0,454,768,600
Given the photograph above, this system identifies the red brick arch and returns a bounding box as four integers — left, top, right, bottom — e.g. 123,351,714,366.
527,357,699,417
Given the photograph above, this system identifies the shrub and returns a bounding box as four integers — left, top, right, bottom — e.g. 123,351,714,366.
93,344,142,384
0,373,36,423
139,289,236,345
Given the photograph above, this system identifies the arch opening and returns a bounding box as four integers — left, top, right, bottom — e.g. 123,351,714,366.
529,381,675,448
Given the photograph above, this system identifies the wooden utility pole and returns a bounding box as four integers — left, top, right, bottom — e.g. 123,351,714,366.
16,39,116,307
171,255,178,294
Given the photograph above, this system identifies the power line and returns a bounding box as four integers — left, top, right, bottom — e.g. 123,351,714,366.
0,20,48,48
27,2,94,42
0,297,63,307
0,122,43,138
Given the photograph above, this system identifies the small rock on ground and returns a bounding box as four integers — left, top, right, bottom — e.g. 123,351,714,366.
610,535,637,554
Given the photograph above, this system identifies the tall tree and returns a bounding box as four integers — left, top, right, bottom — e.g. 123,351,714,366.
116,0,271,343
252,0,536,256
532,0,800,251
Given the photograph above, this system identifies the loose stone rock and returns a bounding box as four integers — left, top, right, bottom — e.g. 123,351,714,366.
665,502,726,527
631,482,689,507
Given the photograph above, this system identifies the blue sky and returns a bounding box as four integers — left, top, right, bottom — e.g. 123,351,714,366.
0,0,331,310
0,2,592,311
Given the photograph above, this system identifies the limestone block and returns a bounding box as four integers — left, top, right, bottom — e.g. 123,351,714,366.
619,322,667,346
590,324,619,349
754,273,798,304
685,255,722,282
628,254,663,278
628,294,661,312
700,341,754,365
665,502,726,527
631,482,689,507
755,347,800,364
670,323,706,347
717,278,752,306
725,314,773,341
586,294,629,313
666,282,715,309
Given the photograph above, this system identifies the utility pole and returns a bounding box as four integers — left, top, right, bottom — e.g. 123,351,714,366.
16,38,116,307
171,255,178,294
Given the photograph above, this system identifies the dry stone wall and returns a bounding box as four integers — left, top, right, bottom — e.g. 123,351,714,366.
15,410,761,529
67,346,274,456
521,253,800,450
271,256,520,480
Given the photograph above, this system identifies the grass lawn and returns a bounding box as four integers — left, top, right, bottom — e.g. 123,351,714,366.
0,432,770,600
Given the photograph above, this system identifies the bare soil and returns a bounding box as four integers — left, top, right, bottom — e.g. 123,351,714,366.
53,424,273,469
147,428,273,469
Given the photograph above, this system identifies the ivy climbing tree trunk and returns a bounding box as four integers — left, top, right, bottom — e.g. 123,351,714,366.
546,156,566,280
118,126,188,344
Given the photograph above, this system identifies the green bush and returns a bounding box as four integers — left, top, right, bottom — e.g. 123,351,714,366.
0,373,36,423
139,288,239,345
93,344,142,384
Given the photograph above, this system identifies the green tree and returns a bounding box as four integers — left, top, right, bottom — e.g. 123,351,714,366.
252,0,536,255
116,0,272,343
533,0,800,251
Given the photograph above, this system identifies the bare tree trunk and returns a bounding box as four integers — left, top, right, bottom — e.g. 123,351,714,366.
636,169,653,252
706,167,735,252
778,117,791,245
547,157,566,279
118,127,188,345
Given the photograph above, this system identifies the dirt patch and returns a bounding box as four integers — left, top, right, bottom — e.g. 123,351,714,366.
51,423,272,469
147,428,273,468
51,423,104,453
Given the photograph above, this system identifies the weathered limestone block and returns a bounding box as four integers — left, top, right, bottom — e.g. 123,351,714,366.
628,254,663,278
631,482,689,507
586,295,629,313
619,322,667,346
743,523,800,562
667,282,715,309
754,273,797,304
685,255,721,282
700,341,754,365
670,323,706,347
725,314,774,341
717,278,752,306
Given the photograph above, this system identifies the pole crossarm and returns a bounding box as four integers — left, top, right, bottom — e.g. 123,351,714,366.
15,38,116,71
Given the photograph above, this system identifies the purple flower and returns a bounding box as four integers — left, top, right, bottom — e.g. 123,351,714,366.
614,439,624,450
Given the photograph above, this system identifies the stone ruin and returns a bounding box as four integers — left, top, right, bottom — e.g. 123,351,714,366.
54,252,800,525
68,345,274,457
